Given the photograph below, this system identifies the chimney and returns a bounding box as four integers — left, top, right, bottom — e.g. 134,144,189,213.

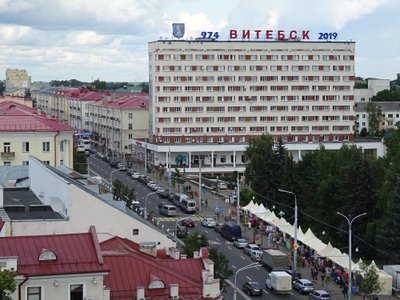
136,286,145,300
0,185,3,208
170,284,179,299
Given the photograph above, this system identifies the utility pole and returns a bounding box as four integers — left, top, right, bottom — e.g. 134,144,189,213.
144,138,147,176
198,159,202,213
236,172,240,225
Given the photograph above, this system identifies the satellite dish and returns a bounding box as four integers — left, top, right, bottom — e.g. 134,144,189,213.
50,197,64,213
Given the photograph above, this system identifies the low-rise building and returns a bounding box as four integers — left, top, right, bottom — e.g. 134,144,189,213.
4,68,31,97
0,101,75,168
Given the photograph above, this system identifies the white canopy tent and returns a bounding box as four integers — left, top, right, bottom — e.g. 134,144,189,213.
253,203,268,215
242,200,257,212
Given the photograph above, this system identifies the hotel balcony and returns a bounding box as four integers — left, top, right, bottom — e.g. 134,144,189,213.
1,152,15,159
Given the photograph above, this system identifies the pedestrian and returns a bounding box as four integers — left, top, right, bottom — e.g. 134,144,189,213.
342,283,348,298
205,198,208,207
321,272,325,287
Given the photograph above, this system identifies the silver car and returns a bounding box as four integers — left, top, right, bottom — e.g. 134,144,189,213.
201,218,217,228
244,244,260,255
293,279,315,294
233,238,249,249
309,290,330,300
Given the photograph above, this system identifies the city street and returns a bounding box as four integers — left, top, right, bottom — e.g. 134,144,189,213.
86,155,393,300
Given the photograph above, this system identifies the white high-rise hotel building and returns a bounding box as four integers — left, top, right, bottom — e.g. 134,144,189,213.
143,36,383,173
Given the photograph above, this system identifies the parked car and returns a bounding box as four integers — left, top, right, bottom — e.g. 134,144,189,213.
201,218,217,228
242,281,262,296
147,180,156,188
286,269,302,281
151,184,162,191
233,238,248,249
244,244,260,255
293,279,315,294
309,290,330,300
250,249,263,261
179,217,195,228
157,188,169,196
214,223,224,233
126,169,135,176
132,172,141,179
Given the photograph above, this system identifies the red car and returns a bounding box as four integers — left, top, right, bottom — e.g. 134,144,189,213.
180,218,195,228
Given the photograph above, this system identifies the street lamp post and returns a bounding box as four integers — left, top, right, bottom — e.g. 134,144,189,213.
337,212,367,300
236,172,240,225
234,262,259,300
109,169,120,195
277,188,298,271
144,191,158,220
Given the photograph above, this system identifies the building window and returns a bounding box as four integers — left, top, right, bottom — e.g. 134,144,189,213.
128,123,133,130
42,142,50,152
60,141,64,152
3,162,11,166
43,161,50,165
22,161,29,166
3,142,11,153
27,286,42,300
22,142,30,152
70,284,84,300
128,113,133,119
220,155,226,163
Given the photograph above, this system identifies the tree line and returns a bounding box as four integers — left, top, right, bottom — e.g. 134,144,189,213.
243,124,400,264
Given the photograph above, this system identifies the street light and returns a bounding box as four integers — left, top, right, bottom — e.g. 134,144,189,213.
109,169,120,195
277,188,298,271
144,191,158,220
337,211,367,300
234,262,259,300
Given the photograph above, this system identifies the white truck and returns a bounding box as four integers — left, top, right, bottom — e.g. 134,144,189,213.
265,271,292,294
383,265,400,291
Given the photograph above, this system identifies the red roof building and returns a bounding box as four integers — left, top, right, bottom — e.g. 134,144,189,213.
0,226,110,300
0,101,75,168
100,237,222,300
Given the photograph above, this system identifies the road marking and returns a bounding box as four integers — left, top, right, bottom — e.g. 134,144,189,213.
216,237,221,241
227,246,232,250
204,230,208,234
246,276,251,281
263,289,269,295
231,265,237,269
224,279,252,300
208,240,221,245
240,255,246,260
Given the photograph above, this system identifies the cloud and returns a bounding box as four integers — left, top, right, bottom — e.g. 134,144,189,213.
67,31,107,46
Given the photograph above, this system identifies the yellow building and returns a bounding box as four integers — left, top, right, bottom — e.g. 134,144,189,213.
0,101,75,168
5,69,31,96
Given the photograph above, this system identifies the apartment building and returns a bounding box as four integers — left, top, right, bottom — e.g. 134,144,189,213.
87,93,149,158
0,101,75,167
142,39,383,173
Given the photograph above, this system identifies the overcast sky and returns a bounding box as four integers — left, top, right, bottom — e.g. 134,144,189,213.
0,0,398,82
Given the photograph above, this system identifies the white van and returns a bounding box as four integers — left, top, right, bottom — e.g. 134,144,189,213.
180,197,197,214
159,204,177,217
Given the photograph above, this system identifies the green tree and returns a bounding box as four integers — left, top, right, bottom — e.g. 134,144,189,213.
208,248,233,292
140,82,149,93
171,168,185,192
0,269,16,300
73,151,87,174
366,102,382,135
375,177,400,261
112,178,124,200
372,89,400,102
182,231,208,258
359,263,382,299
0,81,5,94
244,134,279,203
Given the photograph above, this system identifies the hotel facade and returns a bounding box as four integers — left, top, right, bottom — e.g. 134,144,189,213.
136,39,384,173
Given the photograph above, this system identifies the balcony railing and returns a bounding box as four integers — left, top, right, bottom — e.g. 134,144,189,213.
1,152,15,159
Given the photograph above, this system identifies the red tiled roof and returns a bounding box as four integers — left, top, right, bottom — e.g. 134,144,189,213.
100,237,206,299
102,97,149,109
0,101,75,132
0,227,108,276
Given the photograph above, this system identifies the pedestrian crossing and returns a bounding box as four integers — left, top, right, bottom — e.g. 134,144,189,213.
155,214,204,222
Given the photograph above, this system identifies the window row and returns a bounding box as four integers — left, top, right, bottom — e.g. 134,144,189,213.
156,75,355,83
2,141,54,153
157,65,353,72
157,54,354,62
157,95,355,103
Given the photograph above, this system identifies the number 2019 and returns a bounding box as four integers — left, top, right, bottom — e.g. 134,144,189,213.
201,31,219,39
318,32,338,40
